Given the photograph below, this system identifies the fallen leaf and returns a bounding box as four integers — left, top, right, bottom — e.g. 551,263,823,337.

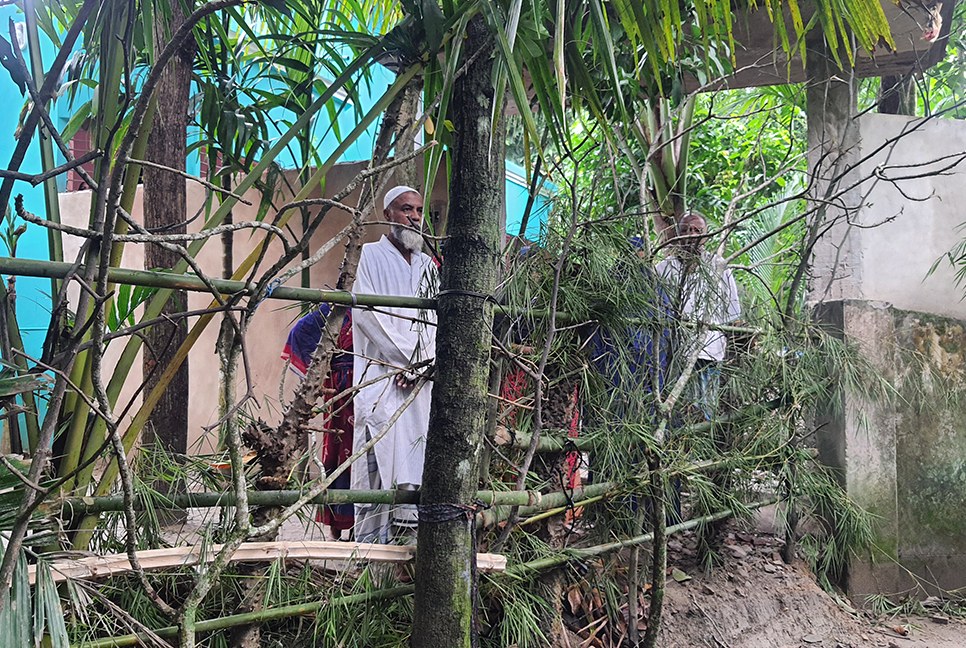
802,634,823,644
566,586,583,614
671,568,691,583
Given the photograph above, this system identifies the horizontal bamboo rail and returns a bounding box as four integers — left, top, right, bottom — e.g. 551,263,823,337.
0,257,763,333
507,398,783,452
30,540,506,585
506,497,780,576
55,487,547,516
477,482,616,528
0,257,436,309
79,584,416,648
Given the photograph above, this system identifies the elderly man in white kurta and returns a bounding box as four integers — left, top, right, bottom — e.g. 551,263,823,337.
351,186,438,544
656,212,741,419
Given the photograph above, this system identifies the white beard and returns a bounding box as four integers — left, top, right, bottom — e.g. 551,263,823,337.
392,224,423,253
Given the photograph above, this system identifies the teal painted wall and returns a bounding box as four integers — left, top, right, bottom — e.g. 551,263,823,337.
0,6,62,363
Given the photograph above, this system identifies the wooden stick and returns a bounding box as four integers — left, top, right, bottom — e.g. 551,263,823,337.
29,541,507,584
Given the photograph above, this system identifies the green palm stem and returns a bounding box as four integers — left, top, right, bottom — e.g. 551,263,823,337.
71,62,426,549
22,0,64,296
289,10,316,290
57,103,157,495
56,0,137,478
0,279,41,450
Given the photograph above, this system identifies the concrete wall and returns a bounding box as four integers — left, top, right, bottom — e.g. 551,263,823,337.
809,113,966,320
809,112,966,597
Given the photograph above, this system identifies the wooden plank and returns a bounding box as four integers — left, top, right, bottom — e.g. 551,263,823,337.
28,541,507,584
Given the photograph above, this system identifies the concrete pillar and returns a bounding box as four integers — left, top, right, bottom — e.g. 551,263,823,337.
805,43,861,304
805,48,901,597
813,301,901,597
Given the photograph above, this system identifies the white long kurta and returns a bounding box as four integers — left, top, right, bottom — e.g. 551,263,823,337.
350,236,438,491
656,252,741,362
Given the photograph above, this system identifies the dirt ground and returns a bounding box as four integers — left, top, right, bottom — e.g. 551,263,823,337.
657,521,966,648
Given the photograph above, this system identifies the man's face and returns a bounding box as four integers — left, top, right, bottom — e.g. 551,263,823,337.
678,215,707,253
385,191,424,228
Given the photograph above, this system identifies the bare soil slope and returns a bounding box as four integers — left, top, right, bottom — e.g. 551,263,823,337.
658,528,966,648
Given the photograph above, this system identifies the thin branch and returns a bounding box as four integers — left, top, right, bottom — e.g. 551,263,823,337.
0,150,101,186
126,156,253,204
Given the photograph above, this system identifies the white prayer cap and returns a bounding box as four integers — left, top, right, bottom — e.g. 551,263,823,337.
383,185,421,210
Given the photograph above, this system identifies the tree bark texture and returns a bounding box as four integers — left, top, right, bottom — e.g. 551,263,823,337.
412,16,503,648
142,0,194,455
393,75,422,188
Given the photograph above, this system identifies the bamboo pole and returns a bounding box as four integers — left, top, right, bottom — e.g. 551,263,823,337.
78,585,416,648
0,259,762,335
508,399,781,452
505,498,779,576
0,257,437,310
0,257,573,322
477,482,617,529
56,487,550,516
56,450,751,516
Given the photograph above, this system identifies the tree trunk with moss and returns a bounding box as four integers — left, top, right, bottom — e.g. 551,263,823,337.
411,15,503,648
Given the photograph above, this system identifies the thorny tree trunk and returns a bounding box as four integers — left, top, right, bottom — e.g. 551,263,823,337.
412,15,503,648
142,0,194,463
